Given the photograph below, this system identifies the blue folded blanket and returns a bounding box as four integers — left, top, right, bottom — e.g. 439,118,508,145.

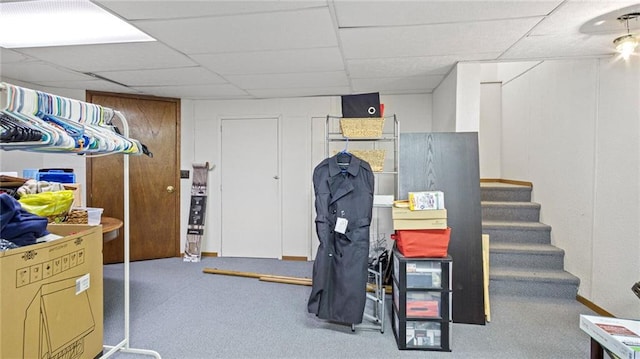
0,193,49,247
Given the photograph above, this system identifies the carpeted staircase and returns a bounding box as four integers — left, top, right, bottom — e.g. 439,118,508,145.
481,182,580,298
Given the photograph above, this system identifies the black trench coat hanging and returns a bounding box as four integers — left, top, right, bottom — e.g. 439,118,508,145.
307,153,374,324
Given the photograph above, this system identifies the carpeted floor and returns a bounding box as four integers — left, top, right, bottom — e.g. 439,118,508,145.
101,256,598,359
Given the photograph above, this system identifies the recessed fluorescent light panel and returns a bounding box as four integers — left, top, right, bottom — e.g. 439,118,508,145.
0,0,156,48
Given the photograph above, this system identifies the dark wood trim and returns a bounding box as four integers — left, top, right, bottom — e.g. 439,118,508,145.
590,338,604,359
174,99,182,257
282,256,308,261
86,90,180,103
576,295,615,317
480,178,533,187
86,90,181,259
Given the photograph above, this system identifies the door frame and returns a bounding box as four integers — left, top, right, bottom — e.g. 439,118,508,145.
218,115,283,258
309,116,327,260
86,91,181,261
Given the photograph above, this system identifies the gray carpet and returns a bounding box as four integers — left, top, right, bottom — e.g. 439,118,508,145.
102,256,597,359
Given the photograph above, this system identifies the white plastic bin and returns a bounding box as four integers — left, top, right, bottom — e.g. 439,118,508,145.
87,208,104,225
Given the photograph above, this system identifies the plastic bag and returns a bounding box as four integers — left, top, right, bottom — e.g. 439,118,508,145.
18,190,74,222
0,238,19,251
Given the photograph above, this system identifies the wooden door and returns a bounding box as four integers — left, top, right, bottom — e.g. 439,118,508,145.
86,92,180,263
220,117,281,258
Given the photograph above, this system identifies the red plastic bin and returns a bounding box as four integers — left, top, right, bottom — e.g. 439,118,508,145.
391,228,451,258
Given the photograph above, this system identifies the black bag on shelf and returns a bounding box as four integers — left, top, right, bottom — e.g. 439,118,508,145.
341,92,381,118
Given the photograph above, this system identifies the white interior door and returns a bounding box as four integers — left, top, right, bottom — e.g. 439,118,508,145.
221,117,281,258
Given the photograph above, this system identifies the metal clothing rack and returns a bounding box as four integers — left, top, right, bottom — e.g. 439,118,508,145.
0,83,160,358
101,112,161,358
352,260,386,333
325,114,400,334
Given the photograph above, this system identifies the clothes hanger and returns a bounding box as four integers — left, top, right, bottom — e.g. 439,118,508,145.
336,137,352,172
1,82,146,156
0,112,44,143
0,85,59,149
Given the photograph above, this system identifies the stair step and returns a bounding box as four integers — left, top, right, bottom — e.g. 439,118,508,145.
481,182,532,202
490,243,565,270
482,201,540,222
489,268,580,298
482,220,552,244
481,181,580,299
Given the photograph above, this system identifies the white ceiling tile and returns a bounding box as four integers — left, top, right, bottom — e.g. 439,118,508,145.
133,7,338,54
132,84,250,99
27,79,141,95
501,33,614,60
0,61,92,82
534,1,640,36
351,75,444,94
334,0,561,27
97,0,327,20
247,86,351,99
15,42,196,72
95,67,227,86
226,71,348,89
0,1,632,101
192,47,344,75
340,17,543,59
347,53,503,78
0,48,36,64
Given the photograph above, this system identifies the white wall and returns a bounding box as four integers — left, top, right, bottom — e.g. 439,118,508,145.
382,94,432,133
0,77,431,260
592,59,640,317
180,94,432,259
479,83,502,178
433,66,457,132
455,63,481,132
478,62,541,179
501,58,640,318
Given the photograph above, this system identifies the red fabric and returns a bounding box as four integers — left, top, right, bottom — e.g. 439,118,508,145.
391,228,451,258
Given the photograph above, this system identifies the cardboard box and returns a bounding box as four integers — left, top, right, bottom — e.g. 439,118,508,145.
580,315,640,359
0,225,103,359
63,183,83,207
392,206,447,229
392,208,447,220
393,218,447,230
408,191,445,210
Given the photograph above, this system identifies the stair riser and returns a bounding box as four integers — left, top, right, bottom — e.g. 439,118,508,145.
482,227,551,245
490,252,565,270
481,188,531,202
489,279,578,299
482,207,540,222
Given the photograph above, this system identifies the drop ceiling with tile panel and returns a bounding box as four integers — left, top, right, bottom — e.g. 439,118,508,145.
1,0,639,100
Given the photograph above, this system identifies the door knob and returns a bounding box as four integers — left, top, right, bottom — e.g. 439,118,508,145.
166,185,175,193
273,175,279,180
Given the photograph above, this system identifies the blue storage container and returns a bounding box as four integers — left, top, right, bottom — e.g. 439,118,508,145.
37,169,76,183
